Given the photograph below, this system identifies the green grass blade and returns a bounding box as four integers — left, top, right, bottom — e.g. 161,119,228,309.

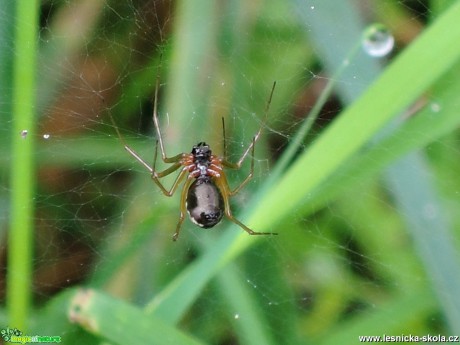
386,154,460,332
303,75,460,220
164,0,219,140
197,235,280,345
8,0,40,330
68,288,206,345
215,264,277,345
0,0,15,126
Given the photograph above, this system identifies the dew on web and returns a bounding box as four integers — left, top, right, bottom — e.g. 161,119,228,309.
362,24,395,58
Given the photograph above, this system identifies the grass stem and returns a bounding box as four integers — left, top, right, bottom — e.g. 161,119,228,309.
8,0,40,330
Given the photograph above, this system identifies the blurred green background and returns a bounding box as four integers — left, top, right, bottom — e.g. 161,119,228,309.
2,0,460,344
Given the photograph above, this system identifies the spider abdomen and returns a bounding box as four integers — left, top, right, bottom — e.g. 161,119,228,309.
186,176,224,228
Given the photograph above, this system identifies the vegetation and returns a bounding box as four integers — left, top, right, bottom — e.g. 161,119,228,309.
2,0,460,344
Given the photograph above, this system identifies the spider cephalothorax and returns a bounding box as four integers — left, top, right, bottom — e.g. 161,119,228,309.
191,142,212,172
192,142,211,158
110,68,278,241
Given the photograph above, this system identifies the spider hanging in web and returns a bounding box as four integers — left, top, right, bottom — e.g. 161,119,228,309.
110,67,277,241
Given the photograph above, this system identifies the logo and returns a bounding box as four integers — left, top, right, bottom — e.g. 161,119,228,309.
1,327,61,343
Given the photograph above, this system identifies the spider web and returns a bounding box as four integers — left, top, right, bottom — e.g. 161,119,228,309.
2,0,460,344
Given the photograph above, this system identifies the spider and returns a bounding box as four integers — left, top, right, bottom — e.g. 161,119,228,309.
110,73,277,241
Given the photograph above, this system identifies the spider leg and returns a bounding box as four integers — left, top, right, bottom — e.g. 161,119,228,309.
148,139,188,196
151,164,187,196
108,112,156,174
227,137,255,196
214,172,277,236
172,176,195,241
151,60,180,164
222,117,227,160
221,81,276,170
109,112,186,194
